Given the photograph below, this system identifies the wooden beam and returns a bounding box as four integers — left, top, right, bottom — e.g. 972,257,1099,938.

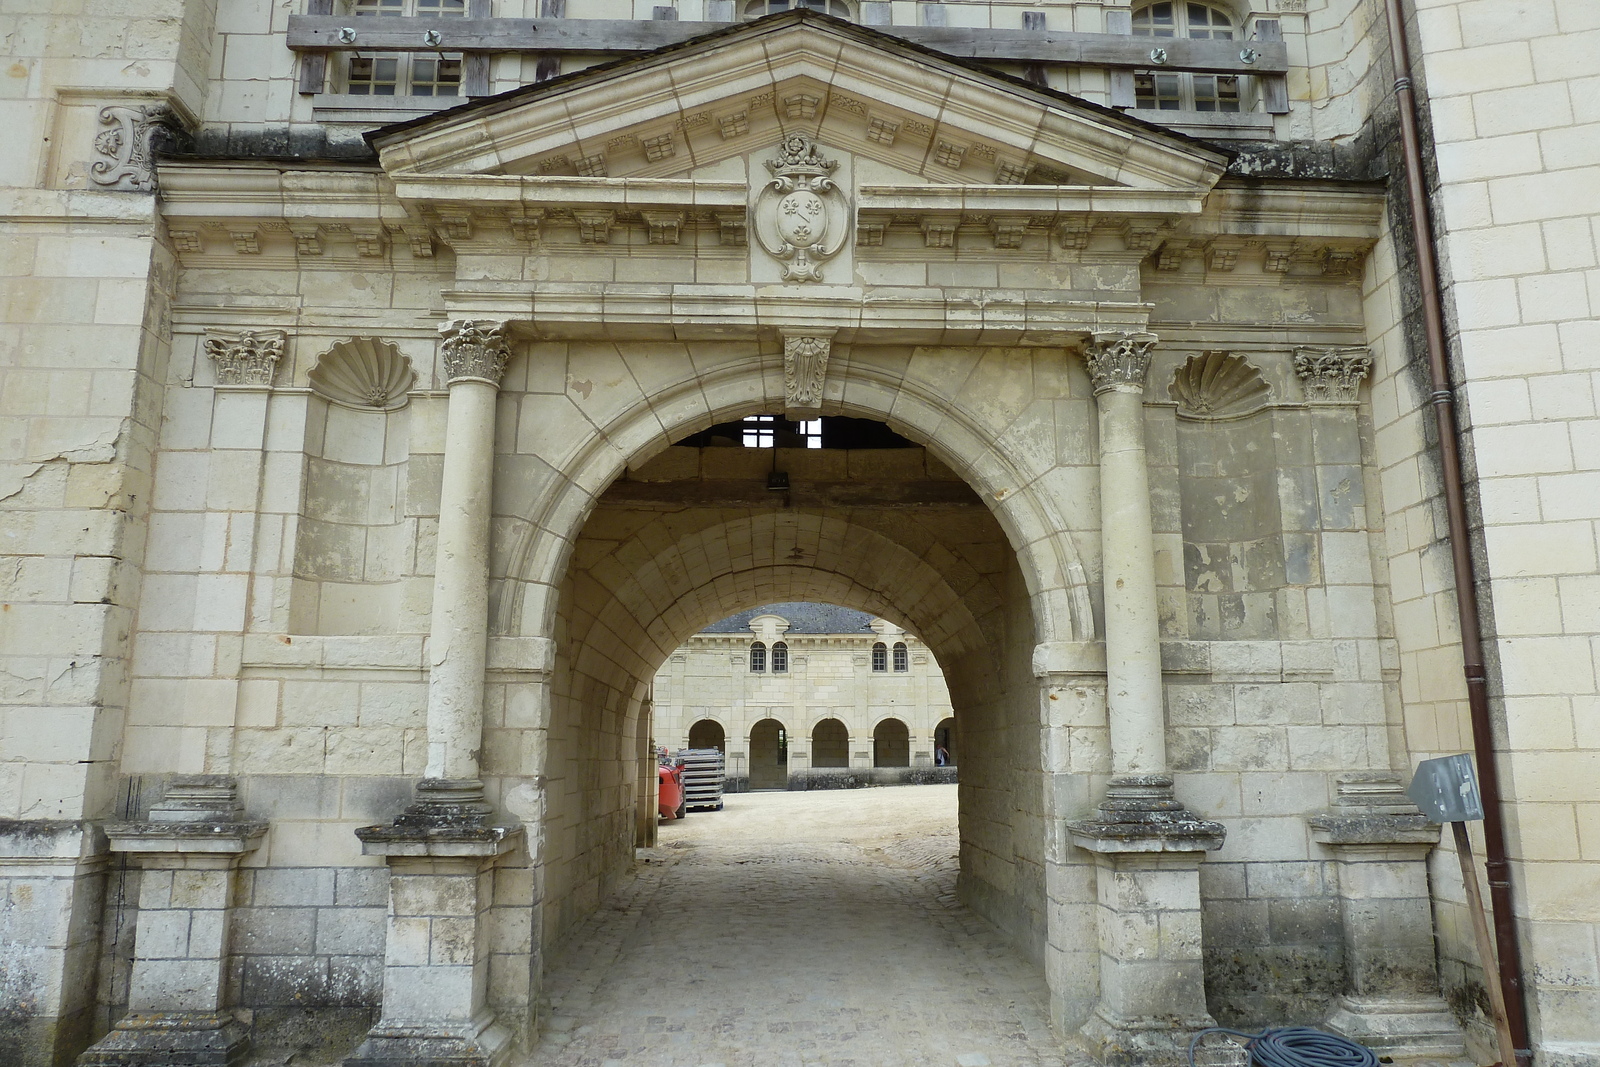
286,15,1288,74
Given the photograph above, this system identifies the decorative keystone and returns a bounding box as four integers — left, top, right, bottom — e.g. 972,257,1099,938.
782,332,834,417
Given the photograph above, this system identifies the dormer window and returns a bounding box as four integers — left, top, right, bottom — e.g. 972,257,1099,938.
1131,2,1240,113
750,641,767,672
744,0,852,18
343,0,465,97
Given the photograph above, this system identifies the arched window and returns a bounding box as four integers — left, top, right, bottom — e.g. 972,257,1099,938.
1131,2,1241,113
750,641,767,672
871,642,888,672
744,0,851,18
892,642,908,672
771,641,789,673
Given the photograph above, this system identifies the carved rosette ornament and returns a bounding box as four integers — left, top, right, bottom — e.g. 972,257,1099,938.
1083,331,1158,395
89,103,178,192
753,136,850,283
782,333,834,416
205,329,286,387
1293,346,1373,403
439,319,511,386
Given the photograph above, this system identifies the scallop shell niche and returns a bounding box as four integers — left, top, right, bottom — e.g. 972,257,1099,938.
1168,351,1271,419
308,338,416,410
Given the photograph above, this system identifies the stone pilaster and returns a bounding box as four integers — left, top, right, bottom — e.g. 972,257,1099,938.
77,777,266,1067
1308,774,1467,1060
1083,330,1165,776
344,780,525,1067
1292,346,1372,404
427,319,511,783
1069,777,1242,1067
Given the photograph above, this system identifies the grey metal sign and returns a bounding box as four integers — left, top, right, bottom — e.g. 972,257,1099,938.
1407,753,1485,823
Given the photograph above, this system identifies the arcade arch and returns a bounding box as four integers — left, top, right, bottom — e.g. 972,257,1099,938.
688,718,726,752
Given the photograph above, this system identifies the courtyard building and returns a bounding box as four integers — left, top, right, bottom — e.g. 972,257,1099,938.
0,1,1596,1067
650,599,960,788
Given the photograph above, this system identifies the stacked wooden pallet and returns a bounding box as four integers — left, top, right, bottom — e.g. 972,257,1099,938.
677,748,725,812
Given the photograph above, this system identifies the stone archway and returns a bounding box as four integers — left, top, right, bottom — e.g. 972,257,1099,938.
688,718,725,753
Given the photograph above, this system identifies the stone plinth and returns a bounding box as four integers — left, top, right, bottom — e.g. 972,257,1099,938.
1308,774,1466,1060
78,777,266,1067
345,780,524,1067
1068,776,1243,1067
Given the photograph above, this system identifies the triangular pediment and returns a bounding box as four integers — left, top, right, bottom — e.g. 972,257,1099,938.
369,11,1228,194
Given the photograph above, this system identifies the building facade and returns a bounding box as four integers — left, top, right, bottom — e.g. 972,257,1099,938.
1,1,1597,1066
651,601,959,788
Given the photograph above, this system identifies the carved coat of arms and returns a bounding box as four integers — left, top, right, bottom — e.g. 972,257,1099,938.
753,136,849,282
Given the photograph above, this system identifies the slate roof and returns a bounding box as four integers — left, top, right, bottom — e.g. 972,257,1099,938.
702,602,876,634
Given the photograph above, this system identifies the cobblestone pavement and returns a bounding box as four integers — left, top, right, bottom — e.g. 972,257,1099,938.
527,785,1086,1067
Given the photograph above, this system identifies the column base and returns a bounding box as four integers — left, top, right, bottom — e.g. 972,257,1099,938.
1325,995,1467,1060
343,1016,514,1067
1081,1009,1248,1067
77,1012,252,1067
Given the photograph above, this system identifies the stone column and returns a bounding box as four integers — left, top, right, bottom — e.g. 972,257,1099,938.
1308,774,1467,1060
345,782,526,1067
427,319,511,785
1069,777,1241,1067
78,777,266,1067
1083,330,1165,775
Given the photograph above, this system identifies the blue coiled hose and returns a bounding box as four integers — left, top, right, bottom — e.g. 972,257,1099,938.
1188,1026,1381,1067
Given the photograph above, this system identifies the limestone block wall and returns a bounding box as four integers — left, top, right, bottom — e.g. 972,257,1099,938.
1404,0,1600,1058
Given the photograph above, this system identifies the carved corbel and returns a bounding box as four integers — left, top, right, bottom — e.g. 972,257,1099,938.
575,211,615,244
508,209,545,245
989,216,1029,250
439,320,512,387
288,226,323,256
642,210,685,245
921,218,957,249
88,103,180,192
1057,219,1093,252
350,227,387,257
1293,346,1372,403
781,331,835,418
205,330,287,387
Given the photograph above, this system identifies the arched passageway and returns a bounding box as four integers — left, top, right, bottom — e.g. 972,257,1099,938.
811,717,849,768
687,718,725,753
506,388,1089,1033
935,716,957,767
873,718,910,767
748,717,789,790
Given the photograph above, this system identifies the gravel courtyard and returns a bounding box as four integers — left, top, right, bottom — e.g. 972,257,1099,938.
525,784,1079,1067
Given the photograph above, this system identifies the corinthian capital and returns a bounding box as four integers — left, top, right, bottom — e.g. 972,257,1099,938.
439,319,511,386
205,329,286,387
1083,331,1158,396
1293,346,1372,403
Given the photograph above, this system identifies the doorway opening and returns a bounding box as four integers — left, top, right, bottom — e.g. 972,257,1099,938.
873,718,910,768
747,717,789,789
688,718,725,753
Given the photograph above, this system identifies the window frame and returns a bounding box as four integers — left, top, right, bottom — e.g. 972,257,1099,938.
892,642,908,672
771,641,789,673
871,642,887,672
1130,1,1244,115
743,0,852,19
340,0,467,99
750,641,767,672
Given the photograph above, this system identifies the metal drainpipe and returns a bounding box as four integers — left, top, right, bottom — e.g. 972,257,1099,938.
1380,1,1531,1064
